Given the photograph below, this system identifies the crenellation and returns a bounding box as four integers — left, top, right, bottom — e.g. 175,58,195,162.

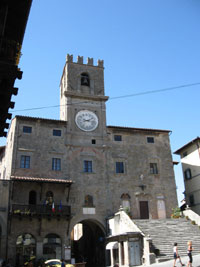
87,57,93,66
66,54,103,67
98,59,104,68
77,55,83,64
66,54,73,63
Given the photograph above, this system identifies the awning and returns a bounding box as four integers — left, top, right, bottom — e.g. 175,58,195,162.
106,241,118,250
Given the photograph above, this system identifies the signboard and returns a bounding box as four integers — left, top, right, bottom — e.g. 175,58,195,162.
64,247,71,260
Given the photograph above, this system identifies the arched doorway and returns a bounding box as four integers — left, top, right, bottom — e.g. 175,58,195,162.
43,234,61,260
71,220,105,267
16,234,36,266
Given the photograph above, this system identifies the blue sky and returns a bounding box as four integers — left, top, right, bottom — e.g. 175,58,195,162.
1,0,200,204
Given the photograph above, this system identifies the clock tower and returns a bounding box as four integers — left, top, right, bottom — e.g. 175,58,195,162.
60,54,108,141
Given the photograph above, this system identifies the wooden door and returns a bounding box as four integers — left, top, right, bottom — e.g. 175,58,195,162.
139,201,149,219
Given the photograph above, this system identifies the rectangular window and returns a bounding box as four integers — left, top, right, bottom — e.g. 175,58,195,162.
114,135,122,141
184,168,192,180
84,160,93,173
53,129,62,136
183,151,188,157
20,156,30,168
150,163,158,174
23,126,32,133
52,158,61,171
116,162,124,173
147,137,154,143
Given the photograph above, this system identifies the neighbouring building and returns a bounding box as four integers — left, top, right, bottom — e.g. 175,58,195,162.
0,55,178,266
174,137,200,214
0,0,33,137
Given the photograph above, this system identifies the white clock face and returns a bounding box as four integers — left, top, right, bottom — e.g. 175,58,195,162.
75,110,98,132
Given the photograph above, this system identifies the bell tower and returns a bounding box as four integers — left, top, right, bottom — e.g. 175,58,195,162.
60,54,108,138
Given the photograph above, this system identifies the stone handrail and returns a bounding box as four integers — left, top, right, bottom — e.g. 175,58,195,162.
183,208,200,226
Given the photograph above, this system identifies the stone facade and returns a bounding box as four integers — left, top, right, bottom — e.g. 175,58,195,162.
0,55,178,266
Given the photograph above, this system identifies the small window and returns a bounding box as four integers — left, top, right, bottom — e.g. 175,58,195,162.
147,137,154,143
84,195,94,207
23,126,32,133
20,155,30,169
92,139,96,144
52,158,61,171
150,163,158,174
184,168,192,180
81,73,90,86
183,151,188,157
53,129,61,136
84,160,92,173
189,195,195,206
114,135,122,141
116,162,124,173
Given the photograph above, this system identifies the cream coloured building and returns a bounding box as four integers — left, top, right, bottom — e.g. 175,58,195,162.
0,55,178,266
175,137,200,214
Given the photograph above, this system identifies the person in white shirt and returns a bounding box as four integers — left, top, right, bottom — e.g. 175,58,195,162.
173,242,184,267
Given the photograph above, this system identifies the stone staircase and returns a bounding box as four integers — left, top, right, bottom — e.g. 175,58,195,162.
133,218,200,262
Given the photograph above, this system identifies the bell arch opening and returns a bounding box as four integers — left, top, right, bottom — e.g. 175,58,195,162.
70,219,105,267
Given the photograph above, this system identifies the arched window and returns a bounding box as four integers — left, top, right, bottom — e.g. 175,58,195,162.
46,191,54,205
81,73,90,86
16,234,36,266
29,191,37,205
121,193,131,211
43,234,61,259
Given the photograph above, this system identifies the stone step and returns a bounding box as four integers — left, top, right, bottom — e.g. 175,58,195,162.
133,218,200,260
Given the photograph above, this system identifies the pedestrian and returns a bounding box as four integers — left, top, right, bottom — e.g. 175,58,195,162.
173,242,184,267
187,241,193,267
61,259,65,267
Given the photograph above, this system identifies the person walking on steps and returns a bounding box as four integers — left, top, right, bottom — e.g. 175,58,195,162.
173,242,184,267
187,241,193,267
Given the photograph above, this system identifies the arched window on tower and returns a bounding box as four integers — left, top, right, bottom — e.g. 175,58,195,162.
81,73,90,86
29,190,37,205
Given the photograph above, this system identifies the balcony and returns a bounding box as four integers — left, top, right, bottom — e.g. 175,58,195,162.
11,204,71,218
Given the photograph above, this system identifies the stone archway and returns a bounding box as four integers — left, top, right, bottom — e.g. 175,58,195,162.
71,219,105,267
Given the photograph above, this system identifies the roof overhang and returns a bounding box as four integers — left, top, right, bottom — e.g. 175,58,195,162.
174,137,200,155
10,176,73,186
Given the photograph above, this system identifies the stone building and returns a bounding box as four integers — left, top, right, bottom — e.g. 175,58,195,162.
174,137,200,214
0,55,178,266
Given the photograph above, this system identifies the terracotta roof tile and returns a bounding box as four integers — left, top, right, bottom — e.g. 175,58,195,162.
11,176,73,184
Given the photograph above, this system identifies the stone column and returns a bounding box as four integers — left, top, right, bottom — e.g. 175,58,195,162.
118,242,122,266
110,249,114,266
36,241,43,259
143,236,156,265
124,241,129,266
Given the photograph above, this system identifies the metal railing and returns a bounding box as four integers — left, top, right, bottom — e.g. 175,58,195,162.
11,204,71,217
